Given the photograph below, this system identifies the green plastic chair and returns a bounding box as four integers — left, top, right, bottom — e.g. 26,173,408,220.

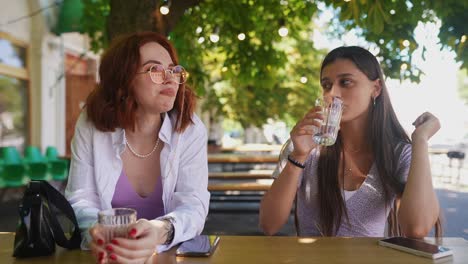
45,146,69,181
24,146,49,181
1,164,27,187
24,146,47,163
0,146,27,187
45,146,59,159
0,160,4,189
1,146,23,164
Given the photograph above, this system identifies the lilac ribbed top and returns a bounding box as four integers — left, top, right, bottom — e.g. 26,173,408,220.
274,142,412,237
111,170,165,220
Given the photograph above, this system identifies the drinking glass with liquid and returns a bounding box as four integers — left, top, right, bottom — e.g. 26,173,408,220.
312,96,343,146
98,208,137,242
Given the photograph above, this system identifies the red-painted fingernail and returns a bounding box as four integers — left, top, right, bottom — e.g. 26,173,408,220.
110,254,117,261
111,239,119,245
97,239,104,245
98,251,104,261
105,245,113,252
129,228,137,237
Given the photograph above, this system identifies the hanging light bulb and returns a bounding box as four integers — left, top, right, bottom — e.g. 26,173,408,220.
160,5,169,15
237,33,246,41
209,33,220,43
400,63,408,71
210,27,220,43
160,0,171,15
278,26,288,37
278,19,288,37
402,39,410,47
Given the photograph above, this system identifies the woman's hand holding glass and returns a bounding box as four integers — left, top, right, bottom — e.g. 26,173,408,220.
290,106,324,159
90,219,170,264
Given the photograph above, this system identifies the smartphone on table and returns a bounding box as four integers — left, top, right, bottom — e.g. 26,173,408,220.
378,237,453,259
176,235,220,257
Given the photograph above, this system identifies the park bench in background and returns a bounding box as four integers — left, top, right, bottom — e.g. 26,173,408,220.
209,170,273,180
208,179,273,192
207,153,279,212
208,154,278,173
219,144,282,154
207,154,277,192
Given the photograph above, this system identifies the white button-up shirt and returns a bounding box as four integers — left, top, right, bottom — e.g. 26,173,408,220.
65,111,210,252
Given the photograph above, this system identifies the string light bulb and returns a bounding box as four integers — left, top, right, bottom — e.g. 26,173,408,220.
210,27,220,43
238,33,246,41
402,39,410,47
278,26,288,37
278,19,288,37
210,33,220,43
160,0,170,15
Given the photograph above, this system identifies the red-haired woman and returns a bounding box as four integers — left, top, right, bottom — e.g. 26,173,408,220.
65,32,209,263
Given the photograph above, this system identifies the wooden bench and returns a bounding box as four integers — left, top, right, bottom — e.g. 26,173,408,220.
429,148,449,155
208,179,273,192
208,154,277,192
220,144,282,154
208,154,278,164
208,154,278,172
209,170,273,180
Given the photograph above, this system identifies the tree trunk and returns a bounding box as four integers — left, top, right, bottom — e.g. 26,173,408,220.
107,0,203,41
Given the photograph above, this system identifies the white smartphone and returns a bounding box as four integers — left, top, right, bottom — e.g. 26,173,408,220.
176,235,220,257
379,237,453,259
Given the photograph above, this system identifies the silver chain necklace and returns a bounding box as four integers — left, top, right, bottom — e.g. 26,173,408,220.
124,131,160,158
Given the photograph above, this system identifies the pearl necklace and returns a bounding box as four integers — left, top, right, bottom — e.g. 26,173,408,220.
124,132,160,158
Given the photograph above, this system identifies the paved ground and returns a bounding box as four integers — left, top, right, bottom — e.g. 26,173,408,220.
433,188,468,239
429,152,468,239
0,153,466,239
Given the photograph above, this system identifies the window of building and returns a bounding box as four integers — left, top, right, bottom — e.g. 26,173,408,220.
0,38,27,68
0,32,29,150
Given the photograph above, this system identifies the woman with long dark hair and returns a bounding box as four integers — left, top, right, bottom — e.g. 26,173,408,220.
260,46,441,238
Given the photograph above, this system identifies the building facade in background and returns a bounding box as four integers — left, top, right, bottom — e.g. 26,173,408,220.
0,0,97,155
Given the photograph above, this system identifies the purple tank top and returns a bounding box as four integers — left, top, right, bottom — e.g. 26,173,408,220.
111,170,165,220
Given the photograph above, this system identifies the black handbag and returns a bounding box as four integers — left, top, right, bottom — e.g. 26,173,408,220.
13,180,81,258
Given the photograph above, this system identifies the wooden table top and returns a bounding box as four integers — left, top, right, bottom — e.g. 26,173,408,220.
2,234,467,263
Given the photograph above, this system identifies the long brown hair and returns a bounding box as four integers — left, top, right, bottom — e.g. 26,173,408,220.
314,46,441,236
85,31,196,133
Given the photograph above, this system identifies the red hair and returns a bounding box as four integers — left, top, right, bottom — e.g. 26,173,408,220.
85,31,196,133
